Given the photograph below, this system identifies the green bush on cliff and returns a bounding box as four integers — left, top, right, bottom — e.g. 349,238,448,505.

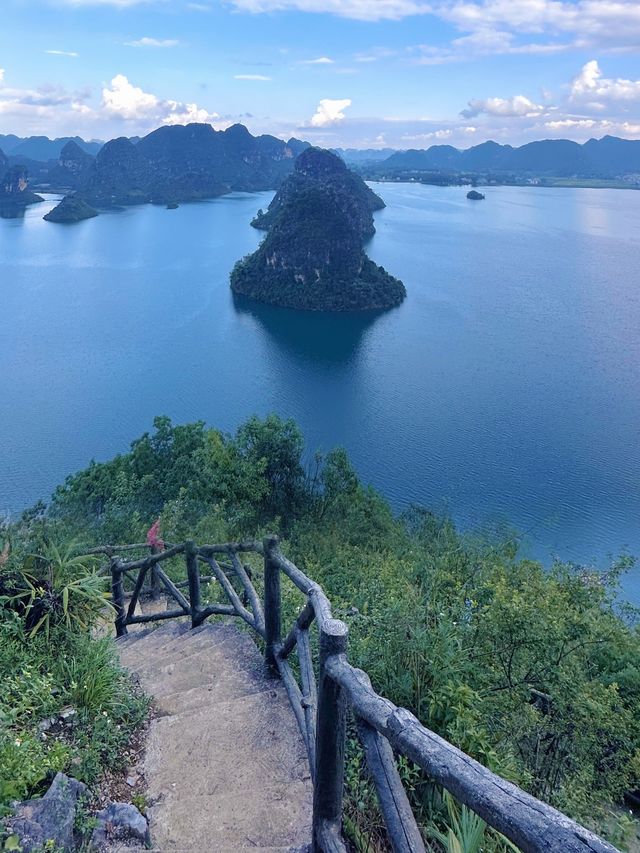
8,414,640,846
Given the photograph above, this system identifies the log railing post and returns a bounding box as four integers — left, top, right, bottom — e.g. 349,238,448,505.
313,619,349,853
111,557,127,638
263,535,281,673
149,543,161,599
185,540,201,629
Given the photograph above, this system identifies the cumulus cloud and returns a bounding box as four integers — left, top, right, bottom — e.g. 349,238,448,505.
101,75,219,126
45,50,79,57
569,60,640,108
309,97,352,127
102,74,158,119
234,74,272,80
125,37,180,48
161,102,220,125
461,94,545,118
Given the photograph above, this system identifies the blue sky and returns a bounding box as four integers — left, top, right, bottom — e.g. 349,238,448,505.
1,0,639,148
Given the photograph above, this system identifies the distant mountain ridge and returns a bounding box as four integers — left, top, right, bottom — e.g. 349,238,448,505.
378,136,640,177
38,122,311,219
333,148,398,165
0,134,103,161
79,123,310,206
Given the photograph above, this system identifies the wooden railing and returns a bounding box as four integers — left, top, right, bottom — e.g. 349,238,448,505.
108,537,620,853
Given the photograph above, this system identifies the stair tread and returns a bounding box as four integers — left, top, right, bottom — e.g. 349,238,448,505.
116,620,312,851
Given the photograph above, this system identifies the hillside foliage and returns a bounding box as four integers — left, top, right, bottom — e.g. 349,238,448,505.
18,413,638,850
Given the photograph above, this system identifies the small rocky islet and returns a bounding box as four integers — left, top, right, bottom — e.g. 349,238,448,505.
43,194,98,223
231,147,406,312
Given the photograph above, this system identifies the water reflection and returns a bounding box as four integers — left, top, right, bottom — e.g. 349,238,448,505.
232,292,385,364
0,202,27,220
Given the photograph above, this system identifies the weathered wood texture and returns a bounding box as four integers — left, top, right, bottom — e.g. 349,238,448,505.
264,535,282,672
313,619,349,853
327,657,620,853
357,718,426,853
110,537,622,853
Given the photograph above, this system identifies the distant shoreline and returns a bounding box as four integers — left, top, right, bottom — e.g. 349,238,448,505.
366,177,639,191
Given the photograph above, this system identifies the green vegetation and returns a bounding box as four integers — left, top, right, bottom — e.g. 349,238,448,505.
0,531,148,815
232,148,406,312
15,413,637,850
43,195,98,224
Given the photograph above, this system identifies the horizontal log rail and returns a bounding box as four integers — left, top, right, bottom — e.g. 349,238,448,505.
108,536,621,853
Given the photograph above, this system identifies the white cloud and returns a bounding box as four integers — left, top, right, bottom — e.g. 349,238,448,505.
570,60,640,107
300,56,334,64
125,37,180,48
461,94,545,118
61,0,155,6
545,118,599,129
309,97,352,127
101,74,219,126
437,0,640,49
234,74,272,80
411,27,570,65
161,102,220,125
60,0,156,5
45,50,79,57
402,128,453,141
0,70,97,135
102,74,159,119
227,0,431,21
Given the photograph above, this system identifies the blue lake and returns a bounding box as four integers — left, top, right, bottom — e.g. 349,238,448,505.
1,184,638,603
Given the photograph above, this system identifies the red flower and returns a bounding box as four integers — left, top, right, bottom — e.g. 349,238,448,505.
146,519,165,551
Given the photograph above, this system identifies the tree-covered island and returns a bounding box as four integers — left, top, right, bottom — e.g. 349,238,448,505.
231,147,406,312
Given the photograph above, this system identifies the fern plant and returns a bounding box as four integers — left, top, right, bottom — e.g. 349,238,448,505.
428,792,520,853
0,541,112,637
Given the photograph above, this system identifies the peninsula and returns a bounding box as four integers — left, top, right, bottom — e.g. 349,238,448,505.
231,147,406,312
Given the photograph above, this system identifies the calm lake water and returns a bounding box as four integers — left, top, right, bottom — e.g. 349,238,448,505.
1,184,638,603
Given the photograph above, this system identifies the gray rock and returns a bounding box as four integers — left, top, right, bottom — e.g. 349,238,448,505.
59,705,77,722
91,802,149,849
7,772,87,852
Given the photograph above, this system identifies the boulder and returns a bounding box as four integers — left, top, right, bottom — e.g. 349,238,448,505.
91,802,149,849
7,772,87,852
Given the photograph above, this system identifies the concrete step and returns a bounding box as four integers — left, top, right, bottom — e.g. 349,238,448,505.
117,622,190,660
116,620,313,852
120,621,242,672
131,635,263,700
144,690,310,799
147,784,312,851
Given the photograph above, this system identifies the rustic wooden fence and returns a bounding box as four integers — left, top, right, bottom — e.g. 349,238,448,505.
106,536,621,853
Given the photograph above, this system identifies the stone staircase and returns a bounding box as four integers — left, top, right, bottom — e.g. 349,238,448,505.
116,620,313,852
